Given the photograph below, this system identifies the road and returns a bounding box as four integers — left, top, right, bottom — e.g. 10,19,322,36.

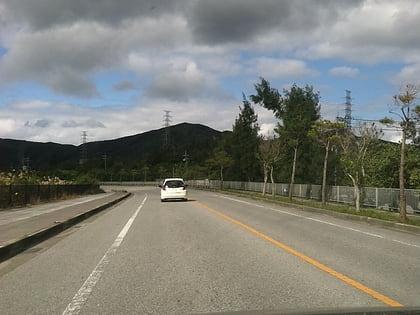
0,187,419,314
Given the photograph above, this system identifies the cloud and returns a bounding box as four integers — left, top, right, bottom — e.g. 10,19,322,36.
62,120,80,128
2,0,180,30
298,0,420,64
0,118,16,134
329,66,360,78
259,123,277,138
188,0,286,44
61,119,105,128
113,80,137,91
187,0,358,45
255,58,319,79
147,61,219,101
1,21,118,97
1,15,189,97
45,67,99,98
24,119,51,128
86,119,106,128
2,0,419,101
12,100,52,110
391,63,420,87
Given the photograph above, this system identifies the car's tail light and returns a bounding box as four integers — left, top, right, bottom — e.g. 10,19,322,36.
162,185,166,190
182,186,186,190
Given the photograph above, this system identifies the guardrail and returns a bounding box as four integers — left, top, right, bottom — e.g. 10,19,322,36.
0,184,100,209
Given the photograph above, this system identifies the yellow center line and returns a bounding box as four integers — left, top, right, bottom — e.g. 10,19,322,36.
195,201,403,307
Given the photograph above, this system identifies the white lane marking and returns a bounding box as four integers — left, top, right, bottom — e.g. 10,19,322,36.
62,194,148,315
217,195,420,249
392,239,420,249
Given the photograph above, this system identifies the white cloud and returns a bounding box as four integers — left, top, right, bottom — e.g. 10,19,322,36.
298,1,420,64
329,66,360,78
127,53,158,75
12,100,52,110
254,58,318,79
391,63,420,87
259,123,276,138
0,118,16,134
146,60,227,101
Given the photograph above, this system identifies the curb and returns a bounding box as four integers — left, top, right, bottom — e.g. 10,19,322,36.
0,192,131,263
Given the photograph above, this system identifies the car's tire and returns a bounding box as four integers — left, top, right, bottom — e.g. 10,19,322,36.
161,199,165,202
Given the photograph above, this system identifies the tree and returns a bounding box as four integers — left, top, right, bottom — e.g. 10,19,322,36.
257,135,282,197
340,123,383,211
407,145,420,189
230,94,261,181
250,78,283,119
364,141,400,188
380,84,420,221
308,120,346,205
251,79,320,200
206,147,234,189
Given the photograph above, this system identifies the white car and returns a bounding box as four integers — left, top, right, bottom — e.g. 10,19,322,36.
159,178,188,202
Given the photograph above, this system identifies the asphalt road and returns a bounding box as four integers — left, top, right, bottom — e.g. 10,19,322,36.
0,187,419,314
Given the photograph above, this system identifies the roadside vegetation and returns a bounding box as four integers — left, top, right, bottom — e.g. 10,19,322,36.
0,169,96,185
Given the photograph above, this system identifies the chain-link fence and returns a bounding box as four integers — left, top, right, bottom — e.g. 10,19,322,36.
0,184,100,209
187,180,420,214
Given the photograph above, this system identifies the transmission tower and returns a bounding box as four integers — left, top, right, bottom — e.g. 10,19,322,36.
344,90,352,129
162,110,172,147
80,131,88,164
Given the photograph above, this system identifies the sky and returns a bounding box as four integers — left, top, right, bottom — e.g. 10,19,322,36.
0,0,419,145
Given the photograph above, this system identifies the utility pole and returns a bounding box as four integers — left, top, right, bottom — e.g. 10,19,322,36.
102,154,107,170
183,150,189,178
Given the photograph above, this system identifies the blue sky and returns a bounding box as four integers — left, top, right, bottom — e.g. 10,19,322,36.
0,0,419,144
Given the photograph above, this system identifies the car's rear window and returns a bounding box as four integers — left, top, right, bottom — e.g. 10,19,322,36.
165,180,184,188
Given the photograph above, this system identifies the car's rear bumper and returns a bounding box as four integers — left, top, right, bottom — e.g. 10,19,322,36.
160,191,187,200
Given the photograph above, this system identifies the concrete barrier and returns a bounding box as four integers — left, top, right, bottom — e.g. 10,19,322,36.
0,192,131,263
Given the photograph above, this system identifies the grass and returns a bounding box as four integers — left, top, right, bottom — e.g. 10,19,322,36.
214,188,420,227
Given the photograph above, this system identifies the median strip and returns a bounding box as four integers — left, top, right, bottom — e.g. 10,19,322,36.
195,201,403,307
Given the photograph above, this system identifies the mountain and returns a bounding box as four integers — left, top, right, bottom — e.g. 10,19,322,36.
0,123,225,171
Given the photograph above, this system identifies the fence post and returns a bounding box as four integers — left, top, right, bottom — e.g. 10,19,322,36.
24,184,28,205
376,188,379,209
8,184,12,206
337,186,340,203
